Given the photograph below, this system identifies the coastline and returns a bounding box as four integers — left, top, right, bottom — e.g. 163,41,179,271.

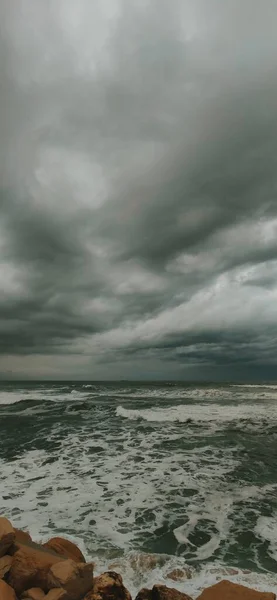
0,517,276,599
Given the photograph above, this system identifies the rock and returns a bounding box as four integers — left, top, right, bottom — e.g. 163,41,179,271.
14,528,32,544
8,543,66,595
196,580,276,600
7,527,33,556
152,585,192,600
85,571,131,600
48,559,94,600
43,537,85,563
0,579,16,600
0,555,13,578
45,589,68,600
109,553,168,575
0,518,16,558
22,588,46,600
135,589,153,600
136,587,192,600
166,569,191,582
45,590,68,600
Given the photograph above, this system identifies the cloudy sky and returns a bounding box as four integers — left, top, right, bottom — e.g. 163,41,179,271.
1,0,277,380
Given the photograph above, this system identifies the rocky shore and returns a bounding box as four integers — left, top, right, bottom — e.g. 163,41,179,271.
0,517,275,600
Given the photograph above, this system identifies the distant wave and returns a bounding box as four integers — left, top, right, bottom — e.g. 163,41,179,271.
116,402,277,424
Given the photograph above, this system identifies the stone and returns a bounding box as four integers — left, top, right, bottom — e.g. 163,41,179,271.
0,555,13,578
196,580,276,600
8,543,65,595
136,587,192,600
0,579,16,600
22,588,46,600
48,559,94,600
135,589,153,600
85,571,131,600
14,528,32,544
43,537,85,564
166,569,191,582
152,585,192,600
0,518,15,558
45,590,68,600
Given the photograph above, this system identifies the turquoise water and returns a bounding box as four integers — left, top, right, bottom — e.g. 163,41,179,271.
1,381,277,595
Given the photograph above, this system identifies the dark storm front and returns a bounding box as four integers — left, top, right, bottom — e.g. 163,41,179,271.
1,381,277,574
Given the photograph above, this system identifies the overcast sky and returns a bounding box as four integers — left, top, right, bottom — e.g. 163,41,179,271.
1,0,277,380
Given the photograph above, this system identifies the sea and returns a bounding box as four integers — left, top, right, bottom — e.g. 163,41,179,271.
1,380,277,597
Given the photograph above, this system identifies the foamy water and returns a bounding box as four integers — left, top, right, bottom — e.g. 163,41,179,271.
1,381,277,596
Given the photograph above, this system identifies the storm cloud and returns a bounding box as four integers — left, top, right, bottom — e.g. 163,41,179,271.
1,0,277,379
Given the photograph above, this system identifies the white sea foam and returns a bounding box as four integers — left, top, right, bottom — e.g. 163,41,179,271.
2,381,277,596
255,514,277,562
92,555,277,598
0,389,92,405
116,402,277,425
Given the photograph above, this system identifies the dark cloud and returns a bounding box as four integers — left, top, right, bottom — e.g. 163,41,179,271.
1,0,277,379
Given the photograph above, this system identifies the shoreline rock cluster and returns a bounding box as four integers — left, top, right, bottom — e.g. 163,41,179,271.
0,517,275,600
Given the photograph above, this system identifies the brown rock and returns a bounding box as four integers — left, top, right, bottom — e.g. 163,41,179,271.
166,569,191,582
45,590,68,600
0,555,13,578
14,528,32,544
0,579,16,600
0,518,16,558
152,585,192,600
8,543,65,595
197,580,276,600
22,588,45,600
136,587,192,600
48,559,94,600
85,571,131,600
43,537,85,564
135,589,153,600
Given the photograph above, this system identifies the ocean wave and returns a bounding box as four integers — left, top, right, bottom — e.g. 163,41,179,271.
116,402,277,424
0,390,92,405
92,554,277,598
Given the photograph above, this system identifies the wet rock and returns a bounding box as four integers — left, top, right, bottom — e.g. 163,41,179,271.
85,571,131,600
136,586,192,600
8,543,65,595
14,528,32,544
196,580,276,600
166,569,191,582
152,585,192,600
44,590,68,600
43,537,85,564
48,559,94,600
22,588,46,600
0,579,16,600
0,518,16,558
8,528,33,556
0,555,13,578
135,589,153,600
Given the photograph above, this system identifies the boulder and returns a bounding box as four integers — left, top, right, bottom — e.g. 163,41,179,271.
8,543,66,595
14,528,32,544
45,589,68,600
135,586,192,600
152,586,192,600
7,527,33,556
0,579,16,600
166,569,191,582
22,588,46,600
85,571,131,600
0,518,16,558
48,559,94,600
196,580,276,600
43,537,85,564
135,590,153,600
0,555,13,578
